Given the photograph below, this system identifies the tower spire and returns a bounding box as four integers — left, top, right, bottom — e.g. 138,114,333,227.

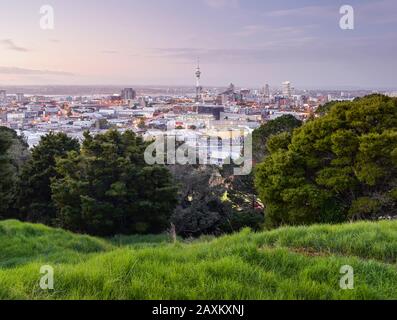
195,57,202,103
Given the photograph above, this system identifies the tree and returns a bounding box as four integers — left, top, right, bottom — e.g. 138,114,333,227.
170,165,233,237
170,164,264,237
0,127,30,218
0,128,16,218
252,115,302,163
214,116,302,223
137,118,147,130
315,101,339,116
17,132,80,224
0,127,30,174
255,95,397,228
51,130,178,236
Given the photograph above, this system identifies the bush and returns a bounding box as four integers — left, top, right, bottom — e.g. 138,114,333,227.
220,210,264,233
349,197,382,220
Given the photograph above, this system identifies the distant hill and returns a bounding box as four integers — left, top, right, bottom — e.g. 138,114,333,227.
0,220,396,300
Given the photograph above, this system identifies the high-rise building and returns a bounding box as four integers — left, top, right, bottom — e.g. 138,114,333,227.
121,88,136,101
195,59,202,102
16,93,24,103
282,81,292,98
0,90,6,102
264,84,270,98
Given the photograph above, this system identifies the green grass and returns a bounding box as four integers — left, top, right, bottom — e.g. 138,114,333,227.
0,219,396,300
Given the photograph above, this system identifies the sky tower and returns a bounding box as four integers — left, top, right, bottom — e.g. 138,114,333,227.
195,58,202,102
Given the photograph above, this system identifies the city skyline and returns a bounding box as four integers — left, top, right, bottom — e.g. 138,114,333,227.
0,0,396,88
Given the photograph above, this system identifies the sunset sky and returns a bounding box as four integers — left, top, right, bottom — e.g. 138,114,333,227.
1,0,396,88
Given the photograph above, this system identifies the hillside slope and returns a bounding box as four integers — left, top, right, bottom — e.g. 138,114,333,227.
0,220,396,300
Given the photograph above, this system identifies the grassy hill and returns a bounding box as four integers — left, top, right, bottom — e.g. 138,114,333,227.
0,219,396,300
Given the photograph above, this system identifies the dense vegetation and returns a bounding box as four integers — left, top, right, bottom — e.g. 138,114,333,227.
252,114,302,163
170,164,264,237
52,130,178,236
255,95,397,228
0,127,29,218
0,129,15,217
0,219,396,299
18,132,80,224
0,130,178,236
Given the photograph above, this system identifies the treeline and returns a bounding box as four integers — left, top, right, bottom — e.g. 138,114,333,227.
0,130,178,236
0,128,263,237
1,94,396,236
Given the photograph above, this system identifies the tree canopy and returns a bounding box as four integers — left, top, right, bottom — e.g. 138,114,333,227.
51,130,178,236
0,127,29,218
252,115,302,163
17,132,80,224
255,94,397,228
0,128,15,217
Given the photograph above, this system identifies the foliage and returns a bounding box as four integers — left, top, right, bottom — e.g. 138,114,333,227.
170,163,264,237
0,219,397,300
0,127,30,174
220,209,264,233
315,101,339,116
51,130,178,236
252,115,302,163
0,129,15,217
255,95,397,228
212,116,302,224
0,127,29,218
170,165,233,237
17,132,80,224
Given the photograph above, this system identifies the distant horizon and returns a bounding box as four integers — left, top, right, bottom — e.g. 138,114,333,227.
0,83,396,92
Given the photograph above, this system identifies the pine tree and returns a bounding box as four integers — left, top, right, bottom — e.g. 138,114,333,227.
51,130,178,236
17,132,80,224
0,128,16,217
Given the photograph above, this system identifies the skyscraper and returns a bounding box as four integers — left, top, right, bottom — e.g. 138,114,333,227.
264,84,270,98
16,93,24,103
282,81,292,98
121,88,136,101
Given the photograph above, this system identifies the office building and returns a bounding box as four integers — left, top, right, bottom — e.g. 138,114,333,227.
16,93,24,103
121,88,136,100
282,81,292,98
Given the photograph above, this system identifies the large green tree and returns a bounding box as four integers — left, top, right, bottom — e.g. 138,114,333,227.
0,127,30,175
0,128,16,217
0,127,30,218
51,130,178,236
255,95,397,228
18,132,80,224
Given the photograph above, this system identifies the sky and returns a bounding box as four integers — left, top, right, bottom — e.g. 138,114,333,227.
0,0,396,89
